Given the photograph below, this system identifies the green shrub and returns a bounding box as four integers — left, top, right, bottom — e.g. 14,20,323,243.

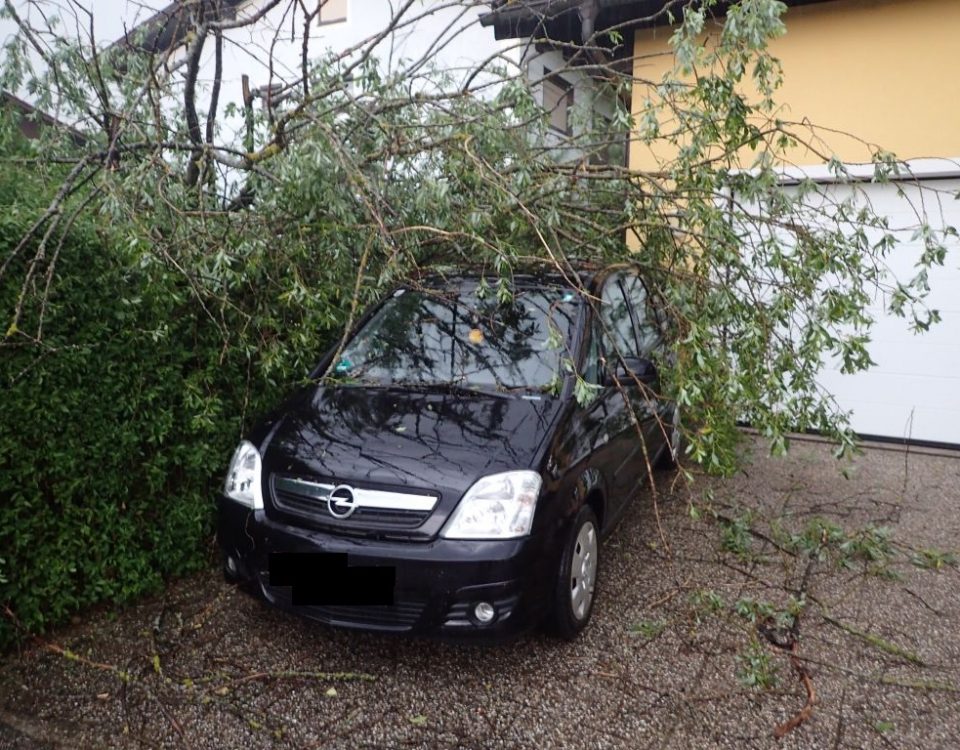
0,170,329,649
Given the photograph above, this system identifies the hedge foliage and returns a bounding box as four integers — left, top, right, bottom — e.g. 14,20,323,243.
0,167,327,649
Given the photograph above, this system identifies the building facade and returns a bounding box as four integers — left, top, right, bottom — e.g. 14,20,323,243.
2,1,622,162
630,0,960,445
488,0,960,445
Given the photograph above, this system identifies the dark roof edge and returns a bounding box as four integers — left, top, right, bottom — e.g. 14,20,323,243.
1,90,89,145
481,0,839,37
107,0,248,56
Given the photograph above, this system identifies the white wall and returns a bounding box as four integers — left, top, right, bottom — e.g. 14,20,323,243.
813,177,960,445
193,1,513,106
523,46,620,163
733,168,960,445
1,2,517,125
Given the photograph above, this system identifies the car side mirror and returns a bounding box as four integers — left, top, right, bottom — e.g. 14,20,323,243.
603,356,658,387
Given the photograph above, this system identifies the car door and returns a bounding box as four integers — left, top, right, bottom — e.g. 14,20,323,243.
617,271,669,456
594,271,666,519
556,271,667,532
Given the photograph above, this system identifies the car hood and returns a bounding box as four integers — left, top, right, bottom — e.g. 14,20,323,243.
262,384,563,503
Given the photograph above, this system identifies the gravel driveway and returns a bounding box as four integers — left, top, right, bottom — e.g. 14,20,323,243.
1,436,958,749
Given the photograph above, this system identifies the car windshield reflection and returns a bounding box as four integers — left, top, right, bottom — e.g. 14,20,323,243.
330,284,578,394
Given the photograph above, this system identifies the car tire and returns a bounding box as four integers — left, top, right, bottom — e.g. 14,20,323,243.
549,505,600,640
655,405,682,470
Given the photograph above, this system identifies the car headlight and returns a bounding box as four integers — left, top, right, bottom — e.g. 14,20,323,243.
223,440,263,510
441,471,542,540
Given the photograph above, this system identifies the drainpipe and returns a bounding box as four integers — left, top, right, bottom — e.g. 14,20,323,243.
578,0,605,66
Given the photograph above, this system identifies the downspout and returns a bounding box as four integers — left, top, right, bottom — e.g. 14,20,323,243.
578,0,605,66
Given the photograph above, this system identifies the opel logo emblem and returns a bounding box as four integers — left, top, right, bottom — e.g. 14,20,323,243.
327,484,358,519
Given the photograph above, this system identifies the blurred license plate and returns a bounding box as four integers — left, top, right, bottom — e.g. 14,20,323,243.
268,552,395,605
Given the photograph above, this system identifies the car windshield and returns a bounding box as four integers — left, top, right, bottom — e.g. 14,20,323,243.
330,284,579,392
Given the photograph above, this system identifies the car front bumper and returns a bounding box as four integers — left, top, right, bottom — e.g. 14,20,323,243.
216,496,559,637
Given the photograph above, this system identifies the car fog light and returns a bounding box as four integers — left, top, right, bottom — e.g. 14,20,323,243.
474,602,496,624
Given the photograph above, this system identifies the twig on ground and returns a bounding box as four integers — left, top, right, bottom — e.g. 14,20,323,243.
209,669,376,693
820,614,925,666
879,675,959,693
38,640,134,682
773,639,817,738
764,529,819,738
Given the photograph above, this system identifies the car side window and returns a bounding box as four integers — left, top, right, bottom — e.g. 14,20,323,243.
598,272,638,359
619,273,663,357
581,317,602,385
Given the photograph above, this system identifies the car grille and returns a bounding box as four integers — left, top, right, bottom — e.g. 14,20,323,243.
270,474,435,530
260,574,426,630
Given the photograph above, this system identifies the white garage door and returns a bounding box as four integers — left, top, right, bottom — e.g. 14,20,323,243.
814,177,960,446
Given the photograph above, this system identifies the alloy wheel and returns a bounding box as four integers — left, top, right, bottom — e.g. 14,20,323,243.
569,520,597,621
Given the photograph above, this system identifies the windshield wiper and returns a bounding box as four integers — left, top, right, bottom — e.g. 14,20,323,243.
388,380,515,400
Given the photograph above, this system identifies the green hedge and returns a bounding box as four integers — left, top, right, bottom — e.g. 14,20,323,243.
0,177,293,649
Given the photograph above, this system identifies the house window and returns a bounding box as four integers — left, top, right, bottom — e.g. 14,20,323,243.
318,0,347,25
162,41,190,75
591,113,628,166
542,70,574,135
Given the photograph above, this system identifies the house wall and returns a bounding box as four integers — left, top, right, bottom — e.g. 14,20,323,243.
0,1,517,139
629,0,960,171
2,1,622,157
524,47,620,163
2,1,623,164
188,1,507,108
627,0,960,445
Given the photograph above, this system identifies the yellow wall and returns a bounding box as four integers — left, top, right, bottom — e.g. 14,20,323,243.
630,0,960,171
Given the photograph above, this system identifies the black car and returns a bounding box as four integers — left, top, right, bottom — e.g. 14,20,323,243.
217,264,680,639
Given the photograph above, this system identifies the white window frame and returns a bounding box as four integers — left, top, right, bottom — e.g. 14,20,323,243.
542,69,574,136
317,0,348,26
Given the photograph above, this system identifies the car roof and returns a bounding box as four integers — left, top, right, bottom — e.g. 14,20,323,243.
408,260,629,293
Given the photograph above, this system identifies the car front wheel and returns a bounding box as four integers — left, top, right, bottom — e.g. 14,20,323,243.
550,505,599,640
656,405,682,470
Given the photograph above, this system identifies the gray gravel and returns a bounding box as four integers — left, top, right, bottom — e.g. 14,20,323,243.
2,435,959,749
